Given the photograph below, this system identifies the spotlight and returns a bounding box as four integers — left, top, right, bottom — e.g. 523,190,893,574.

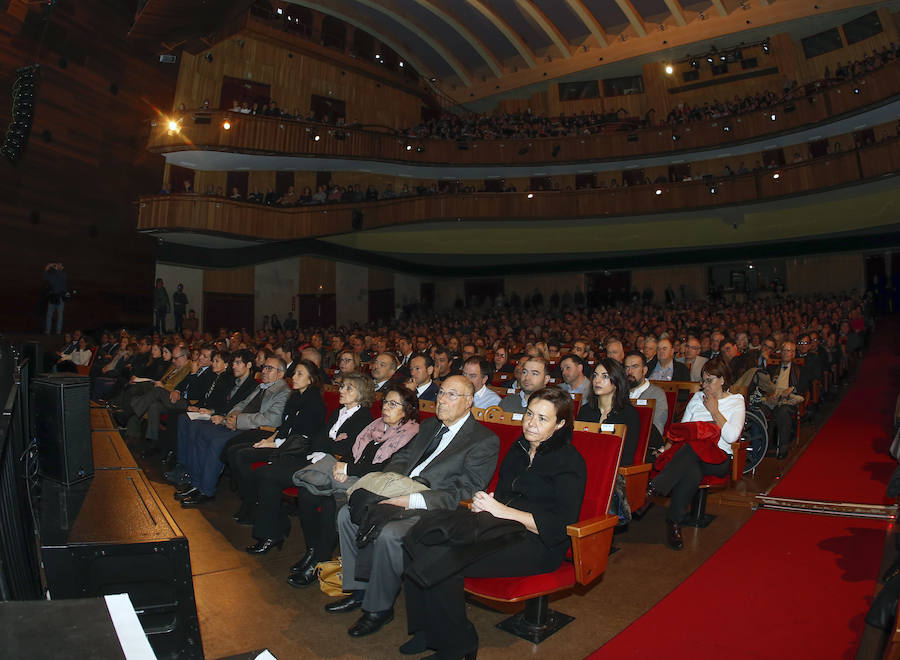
709,185,717,194
655,188,662,196
415,145,425,153
399,61,404,67
222,120,231,130
706,56,714,64
690,59,699,69
406,144,412,151
772,172,780,179
665,64,673,75
314,134,321,141
276,7,283,14
672,133,680,141
770,113,776,121
527,193,534,199
719,55,727,62
853,87,860,95
762,39,770,54
168,120,179,131
723,125,731,132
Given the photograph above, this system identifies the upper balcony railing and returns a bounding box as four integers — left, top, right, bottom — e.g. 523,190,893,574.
148,62,900,167
138,135,900,240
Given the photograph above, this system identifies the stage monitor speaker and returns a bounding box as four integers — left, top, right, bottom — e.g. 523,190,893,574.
41,470,203,659
31,373,92,484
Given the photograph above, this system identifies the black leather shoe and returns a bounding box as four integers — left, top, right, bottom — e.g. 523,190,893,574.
632,484,659,518
325,594,363,614
665,520,683,551
290,547,316,574
180,492,214,508
399,631,428,655
286,564,317,588
246,538,284,554
173,486,198,501
348,609,393,637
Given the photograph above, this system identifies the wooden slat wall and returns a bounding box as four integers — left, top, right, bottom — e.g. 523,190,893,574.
204,267,255,294
172,35,422,129
0,2,176,333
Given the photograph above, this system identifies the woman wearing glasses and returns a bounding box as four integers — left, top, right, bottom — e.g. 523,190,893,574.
287,384,419,587
638,357,745,550
576,358,641,467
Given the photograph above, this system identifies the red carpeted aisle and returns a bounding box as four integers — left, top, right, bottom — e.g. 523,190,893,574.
590,511,888,660
591,320,898,659
769,318,899,504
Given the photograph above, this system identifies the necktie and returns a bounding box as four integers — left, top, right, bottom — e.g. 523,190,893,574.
782,364,789,371
414,424,449,470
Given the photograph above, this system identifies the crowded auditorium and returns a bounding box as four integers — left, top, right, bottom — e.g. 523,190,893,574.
2,1,900,659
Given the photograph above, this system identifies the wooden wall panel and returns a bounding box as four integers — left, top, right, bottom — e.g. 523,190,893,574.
172,35,422,129
193,171,228,195
785,253,864,294
299,257,335,294
248,170,276,195
204,267,255,294
0,3,176,333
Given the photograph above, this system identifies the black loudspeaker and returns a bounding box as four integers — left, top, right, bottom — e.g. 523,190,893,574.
40,470,203,659
31,373,93,485
351,208,364,230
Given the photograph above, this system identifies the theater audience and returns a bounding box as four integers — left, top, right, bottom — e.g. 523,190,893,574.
576,358,641,466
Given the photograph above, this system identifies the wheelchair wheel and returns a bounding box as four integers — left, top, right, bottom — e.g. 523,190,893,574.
742,408,769,474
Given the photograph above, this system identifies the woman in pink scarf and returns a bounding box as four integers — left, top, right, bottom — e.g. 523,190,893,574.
288,384,420,587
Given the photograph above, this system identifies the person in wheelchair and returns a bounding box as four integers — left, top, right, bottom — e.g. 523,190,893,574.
636,358,746,550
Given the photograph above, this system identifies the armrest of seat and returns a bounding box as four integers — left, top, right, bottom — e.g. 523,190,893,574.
731,440,750,480
566,513,618,586
260,426,276,432
618,463,652,512
618,463,651,476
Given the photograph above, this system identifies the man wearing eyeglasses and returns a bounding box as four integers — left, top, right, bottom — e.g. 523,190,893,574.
175,356,290,507
328,375,499,639
678,335,707,382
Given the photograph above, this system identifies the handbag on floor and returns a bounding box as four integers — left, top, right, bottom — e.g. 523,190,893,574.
317,558,349,597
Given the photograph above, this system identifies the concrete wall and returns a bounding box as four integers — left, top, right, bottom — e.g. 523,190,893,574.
336,262,369,326
155,263,204,331
254,257,301,329
394,273,423,317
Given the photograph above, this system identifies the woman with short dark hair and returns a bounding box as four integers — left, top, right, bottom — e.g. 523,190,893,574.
400,387,585,659
637,357,745,550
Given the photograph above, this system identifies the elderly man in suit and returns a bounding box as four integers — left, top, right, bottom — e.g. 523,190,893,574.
175,356,291,507
766,341,808,459
327,375,499,638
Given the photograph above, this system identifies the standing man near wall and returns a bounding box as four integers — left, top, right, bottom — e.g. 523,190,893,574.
172,284,188,334
43,262,67,335
154,278,170,334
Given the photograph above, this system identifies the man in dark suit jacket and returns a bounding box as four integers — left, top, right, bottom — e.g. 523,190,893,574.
329,375,499,638
406,353,439,402
766,341,808,458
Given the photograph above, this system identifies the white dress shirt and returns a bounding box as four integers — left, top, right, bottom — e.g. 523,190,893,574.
408,413,470,509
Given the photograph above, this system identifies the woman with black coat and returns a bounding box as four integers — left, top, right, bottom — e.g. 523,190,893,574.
401,388,586,660
228,360,327,529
